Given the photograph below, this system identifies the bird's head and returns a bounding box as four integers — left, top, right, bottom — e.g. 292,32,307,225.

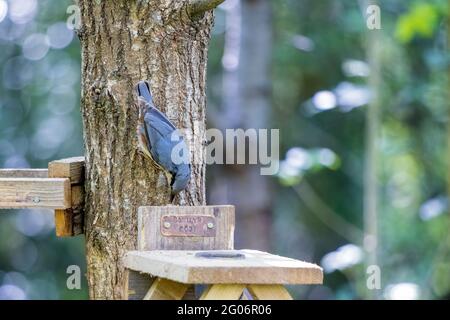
135,80,153,106
170,164,191,202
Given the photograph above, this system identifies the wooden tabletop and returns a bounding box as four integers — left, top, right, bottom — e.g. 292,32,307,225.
124,249,323,285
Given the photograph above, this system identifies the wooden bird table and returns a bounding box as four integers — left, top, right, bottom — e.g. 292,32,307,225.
124,249,323,300
124,206,323,300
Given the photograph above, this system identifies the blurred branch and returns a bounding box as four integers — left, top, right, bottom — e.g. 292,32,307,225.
293,181,364,245
189,0,225,15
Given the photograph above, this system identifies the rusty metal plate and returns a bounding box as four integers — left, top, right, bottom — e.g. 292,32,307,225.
160,214,216,237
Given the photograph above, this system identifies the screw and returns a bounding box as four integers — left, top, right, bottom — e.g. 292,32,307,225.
32,197,40,204
207,222,214,229
163,222,171,229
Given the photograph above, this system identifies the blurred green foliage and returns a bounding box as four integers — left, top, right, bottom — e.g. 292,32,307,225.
396,1,446,43
0,0,87,299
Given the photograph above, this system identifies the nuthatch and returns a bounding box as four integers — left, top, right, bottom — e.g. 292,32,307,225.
135,80,191,202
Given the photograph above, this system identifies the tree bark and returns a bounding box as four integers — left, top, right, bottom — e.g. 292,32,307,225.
77,0,219,299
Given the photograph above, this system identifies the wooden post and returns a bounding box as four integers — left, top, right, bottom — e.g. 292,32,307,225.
143,278,189,300
0,169,48,178
48,157,85,237
247,285,293,300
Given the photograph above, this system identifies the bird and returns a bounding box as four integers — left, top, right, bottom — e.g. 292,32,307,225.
135,80,191,202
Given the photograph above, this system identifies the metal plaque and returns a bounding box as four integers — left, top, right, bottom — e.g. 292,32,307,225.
160,214,216,237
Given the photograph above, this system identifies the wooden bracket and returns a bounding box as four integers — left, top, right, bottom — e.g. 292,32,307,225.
48,157,85,237
0,156,85,237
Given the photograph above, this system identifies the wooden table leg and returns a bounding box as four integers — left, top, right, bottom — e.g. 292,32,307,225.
200,284,246,300
182,285,197,300
143,277,189,300
247,285,293,300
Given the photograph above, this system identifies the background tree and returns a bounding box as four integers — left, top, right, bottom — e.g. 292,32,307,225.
208,0,273,250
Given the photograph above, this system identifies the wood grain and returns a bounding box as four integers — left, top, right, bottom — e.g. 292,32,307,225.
0,169,48,178
124,249,324,285
247,284,293,300
0,178,71,209
143,278,189,300
138,205,235,250
48,157,85,237
200,284,245,300
54,185,84,237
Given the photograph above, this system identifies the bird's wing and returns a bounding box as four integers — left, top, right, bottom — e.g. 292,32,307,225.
144,112,181,172
135,79,176,130
144,112,177,141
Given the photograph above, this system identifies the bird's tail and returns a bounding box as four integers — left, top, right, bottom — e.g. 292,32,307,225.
136,80,153,105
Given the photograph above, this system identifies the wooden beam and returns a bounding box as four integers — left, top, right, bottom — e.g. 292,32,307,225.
143,278,189,300
48,156,85,184
0,178,71,209
200,284,245,300
48,157,86,237
0,169,48,178
247,285,293,300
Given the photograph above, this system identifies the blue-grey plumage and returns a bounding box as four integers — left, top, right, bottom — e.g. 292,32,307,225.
135,80,191,202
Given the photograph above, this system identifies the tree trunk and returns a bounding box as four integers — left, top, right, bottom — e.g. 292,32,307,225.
209,0,273,251
77,0,220,299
